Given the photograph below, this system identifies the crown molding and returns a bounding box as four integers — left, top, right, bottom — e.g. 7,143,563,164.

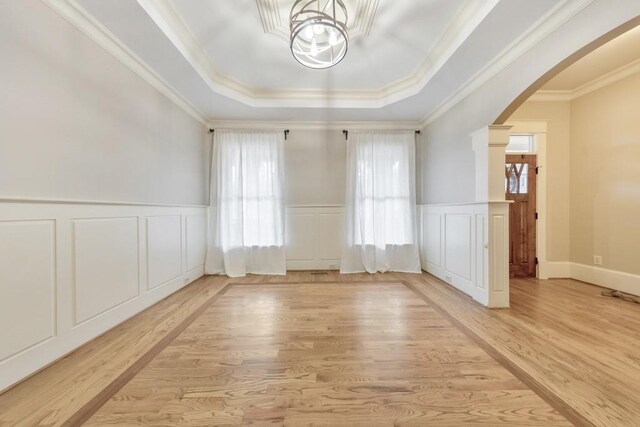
135,0,259,105
420,0,596,128
256,0,283,36
529,58,640,102
256,0,380,42
135,0,493,109
40,0,207,125
207,120,422,132
527,90,573,102
378,0,499,106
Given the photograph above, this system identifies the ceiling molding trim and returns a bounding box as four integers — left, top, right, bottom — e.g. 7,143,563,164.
256,0,283,35
527,90,573,102
376,0,499,105
256,0,380,42
136,0,489,109
136,0,259,105
40,0,207,125
504,120,549,134
351,0,380,37
207,120,422,131
530,58,640,101
420,0,596,128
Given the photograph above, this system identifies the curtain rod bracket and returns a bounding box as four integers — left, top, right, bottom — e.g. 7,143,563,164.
209,129,215,134
284,129,290,140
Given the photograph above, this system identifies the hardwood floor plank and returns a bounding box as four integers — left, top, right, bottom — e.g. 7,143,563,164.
405,274,640,427
0,276,230,427
85,282,567,426
1,272,638,426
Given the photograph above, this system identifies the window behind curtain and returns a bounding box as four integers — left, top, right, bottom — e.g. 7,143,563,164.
214,131,284,249
341,131,421,274
353,134,415,246
206,130,286,277
241,156,283,247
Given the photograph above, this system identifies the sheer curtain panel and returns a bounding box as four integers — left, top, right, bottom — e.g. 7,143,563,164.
205,130,286,277
341,131,421,274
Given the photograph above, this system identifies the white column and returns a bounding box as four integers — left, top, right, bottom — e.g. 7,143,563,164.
471,125,511,308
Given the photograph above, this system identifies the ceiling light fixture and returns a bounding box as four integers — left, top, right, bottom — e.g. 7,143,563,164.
290,0,348,69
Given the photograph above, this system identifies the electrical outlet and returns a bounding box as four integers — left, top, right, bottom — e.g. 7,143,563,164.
445,275,453,283
184,277,190,283
593,255,603,266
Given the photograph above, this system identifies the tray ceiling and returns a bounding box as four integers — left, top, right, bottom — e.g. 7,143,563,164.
106,0,494,107
68,0,569,122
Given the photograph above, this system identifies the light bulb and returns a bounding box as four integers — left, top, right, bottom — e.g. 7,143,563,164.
305,26,314,39
329,30,338,46
311,38,318,56
313,24,324,35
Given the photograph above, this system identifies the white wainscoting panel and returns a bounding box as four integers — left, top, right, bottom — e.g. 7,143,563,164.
73,217,139,324
186,214,207,273
0,200,206,392
418,202,510,307
285,213,316,262
444,214,473,282
285,206,343,270
0,220,56,362
146,216,182,290
422,212,442,268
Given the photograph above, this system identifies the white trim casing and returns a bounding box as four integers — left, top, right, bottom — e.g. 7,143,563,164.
504,121,549,279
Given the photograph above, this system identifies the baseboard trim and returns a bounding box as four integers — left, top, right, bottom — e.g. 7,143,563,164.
570,263,640,296
539,261,571,279
538,261,640,296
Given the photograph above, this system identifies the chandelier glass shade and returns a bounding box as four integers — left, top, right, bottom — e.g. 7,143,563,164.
290,0,348,69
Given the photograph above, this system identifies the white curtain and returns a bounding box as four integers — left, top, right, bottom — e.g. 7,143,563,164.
205,130,286,277
341,131,421,274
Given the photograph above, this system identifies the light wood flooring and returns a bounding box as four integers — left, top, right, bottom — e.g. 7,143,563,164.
0,272,639,426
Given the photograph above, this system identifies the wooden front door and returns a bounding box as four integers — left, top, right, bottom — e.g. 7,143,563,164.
506,154,537,277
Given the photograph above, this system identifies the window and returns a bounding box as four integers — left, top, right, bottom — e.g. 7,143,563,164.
350,134,415,246
505,163,529,194
215,131,285,249
506,134,536,153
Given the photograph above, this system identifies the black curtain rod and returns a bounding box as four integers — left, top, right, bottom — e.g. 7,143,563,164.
342,130,422,140
208,129,291,140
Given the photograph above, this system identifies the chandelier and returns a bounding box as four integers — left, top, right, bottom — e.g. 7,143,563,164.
289,0,348,69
